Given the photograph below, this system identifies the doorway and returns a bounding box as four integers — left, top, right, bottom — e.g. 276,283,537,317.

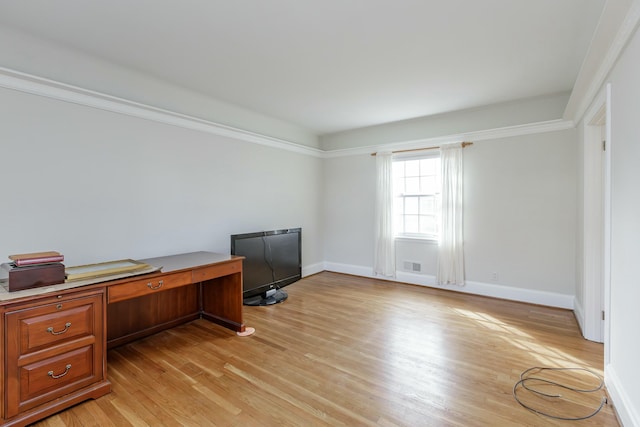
580,84,611,349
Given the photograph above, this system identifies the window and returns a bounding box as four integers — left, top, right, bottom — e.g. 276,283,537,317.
392,154,441,239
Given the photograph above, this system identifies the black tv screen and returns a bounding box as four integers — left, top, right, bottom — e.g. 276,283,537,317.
230,228,301,305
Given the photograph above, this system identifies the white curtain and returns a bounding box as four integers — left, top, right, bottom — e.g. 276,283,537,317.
373,151,395,277
437,143,465,285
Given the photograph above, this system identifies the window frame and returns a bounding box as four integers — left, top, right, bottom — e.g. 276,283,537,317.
392,152,441,241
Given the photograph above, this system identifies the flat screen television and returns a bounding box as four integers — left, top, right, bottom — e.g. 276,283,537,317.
230,228,301,306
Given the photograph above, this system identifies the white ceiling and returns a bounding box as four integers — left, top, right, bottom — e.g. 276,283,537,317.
0,0,605,135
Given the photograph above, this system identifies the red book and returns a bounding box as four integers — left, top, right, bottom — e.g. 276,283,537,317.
13,256,65,266
9,251,64,267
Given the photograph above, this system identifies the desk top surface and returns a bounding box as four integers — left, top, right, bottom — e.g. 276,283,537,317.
140,251,240,273
0,251,241,303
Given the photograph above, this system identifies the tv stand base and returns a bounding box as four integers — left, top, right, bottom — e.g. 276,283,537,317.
244,289,288,306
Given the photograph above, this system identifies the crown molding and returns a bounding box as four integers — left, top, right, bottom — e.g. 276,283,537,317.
565,0,640,123
0,66,576,160
0,66,325,158
323,119,575,158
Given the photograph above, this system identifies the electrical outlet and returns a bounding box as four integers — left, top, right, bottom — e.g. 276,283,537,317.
491,272,498,281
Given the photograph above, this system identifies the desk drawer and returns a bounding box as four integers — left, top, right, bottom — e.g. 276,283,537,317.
17,345,97,413
7,294,100,356
108,271,192,303
3,289,106,418
192,261,241,283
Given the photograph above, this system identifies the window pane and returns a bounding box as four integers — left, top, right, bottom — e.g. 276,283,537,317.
405,177,420,194
392,162,404,181
420,158,437,175
420,176,438,194
405,197,419,214
405,160,420,177
419,215,437,235
420,196,434,214
405,215,419,233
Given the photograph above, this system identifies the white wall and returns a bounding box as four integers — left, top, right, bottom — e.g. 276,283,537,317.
600,21,640,427
323,154,376,270
463,131,576,295
0,87,324,270
323,129,577,306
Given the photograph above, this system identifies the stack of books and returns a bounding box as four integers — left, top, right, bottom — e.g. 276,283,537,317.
1,251,66,292
9,251,65,267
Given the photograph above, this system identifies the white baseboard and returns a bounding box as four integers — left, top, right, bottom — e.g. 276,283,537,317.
302,262,325,278
461,278,574,309
574,298,586,335
323,262,574,309
323,262,376,279
605,364,640,427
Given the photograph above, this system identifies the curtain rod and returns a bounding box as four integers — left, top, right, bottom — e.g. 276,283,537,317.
370,141,473,156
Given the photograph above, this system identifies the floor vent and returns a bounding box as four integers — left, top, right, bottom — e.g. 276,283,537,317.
403,261,422,272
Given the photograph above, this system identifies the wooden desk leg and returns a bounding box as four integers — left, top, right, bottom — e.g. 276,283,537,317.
200,273,245,332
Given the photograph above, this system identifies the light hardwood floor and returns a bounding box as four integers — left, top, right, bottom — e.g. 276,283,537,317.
32,272,619,426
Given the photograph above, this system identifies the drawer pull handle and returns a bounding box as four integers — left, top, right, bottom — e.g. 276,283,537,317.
147,280,164,290
46,322,71,335
48,364,72,379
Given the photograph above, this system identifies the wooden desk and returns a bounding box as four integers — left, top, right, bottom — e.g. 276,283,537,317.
0,252,244,426
106,252,245,348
